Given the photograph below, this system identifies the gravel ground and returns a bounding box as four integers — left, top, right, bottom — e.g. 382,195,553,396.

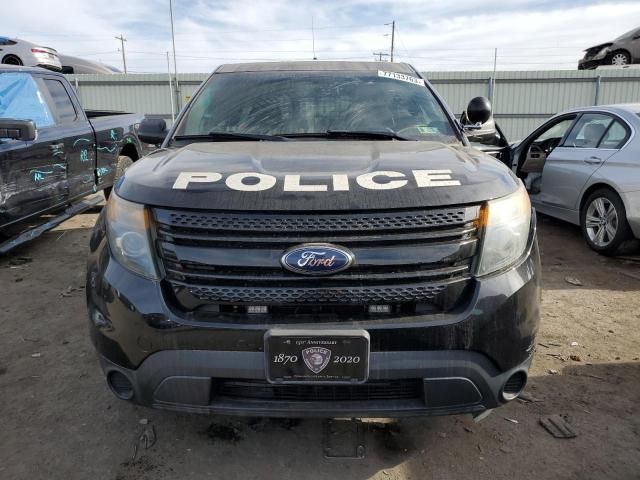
0,210,639,480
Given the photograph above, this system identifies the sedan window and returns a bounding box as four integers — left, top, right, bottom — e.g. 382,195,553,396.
598,120,629,149
563,113,612,148
532,117,577,146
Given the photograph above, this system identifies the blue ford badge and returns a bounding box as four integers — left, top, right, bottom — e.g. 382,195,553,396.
281,244,354,275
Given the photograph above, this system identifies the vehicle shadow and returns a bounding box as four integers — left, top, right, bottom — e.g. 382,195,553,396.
538,214,640,292
0,219,99,267
112,362,639,480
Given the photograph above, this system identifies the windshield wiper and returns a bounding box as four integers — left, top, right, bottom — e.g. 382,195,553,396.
282,129,409,141
173,131,290,142
326,129,409,140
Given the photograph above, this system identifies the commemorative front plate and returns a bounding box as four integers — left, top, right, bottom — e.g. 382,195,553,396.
265,329,370,384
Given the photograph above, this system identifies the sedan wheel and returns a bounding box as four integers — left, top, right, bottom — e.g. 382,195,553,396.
585,197,618,247
581,188,632,255
2,55,23,66
610,51,630,65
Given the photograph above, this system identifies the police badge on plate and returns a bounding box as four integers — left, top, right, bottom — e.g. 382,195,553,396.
302,347,331,374
265,330,370,384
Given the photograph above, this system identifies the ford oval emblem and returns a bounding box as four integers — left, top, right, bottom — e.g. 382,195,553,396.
281,243,354,276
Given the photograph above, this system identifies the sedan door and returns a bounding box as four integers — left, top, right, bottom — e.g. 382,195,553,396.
537,113,619,212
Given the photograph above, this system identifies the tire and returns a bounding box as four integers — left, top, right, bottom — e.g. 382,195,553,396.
609,50,631,66
2,55,23,66
103,155,134,200
580,188,632,255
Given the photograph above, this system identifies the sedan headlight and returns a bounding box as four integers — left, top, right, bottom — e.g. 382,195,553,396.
106,192,159,280
475,184,531,276
593,46,610,60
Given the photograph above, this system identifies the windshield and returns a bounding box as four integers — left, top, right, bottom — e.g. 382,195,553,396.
175,71,458,142
615,26,640,40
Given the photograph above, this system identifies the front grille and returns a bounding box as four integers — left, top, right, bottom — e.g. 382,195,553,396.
153,206,480,314
213,379,423,402
166,209,468,232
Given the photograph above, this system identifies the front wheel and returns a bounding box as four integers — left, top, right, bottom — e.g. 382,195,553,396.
581,189,631,255
103,155,134,200
609,50,631,66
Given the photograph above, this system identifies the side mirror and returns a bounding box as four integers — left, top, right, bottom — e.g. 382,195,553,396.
465,96,492,125
0,119,36,141
138,118,168,145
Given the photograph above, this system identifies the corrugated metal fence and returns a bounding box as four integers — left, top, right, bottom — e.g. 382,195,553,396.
426,69,640,139
66,69,640,141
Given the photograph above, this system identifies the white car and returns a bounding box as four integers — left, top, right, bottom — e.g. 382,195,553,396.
511,104,640,255
0,37,62,71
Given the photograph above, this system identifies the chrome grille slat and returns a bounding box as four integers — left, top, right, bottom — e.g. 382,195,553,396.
156,224,478,246
164,261,470,283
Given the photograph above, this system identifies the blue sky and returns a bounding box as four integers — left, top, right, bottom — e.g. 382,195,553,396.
7,0,640,72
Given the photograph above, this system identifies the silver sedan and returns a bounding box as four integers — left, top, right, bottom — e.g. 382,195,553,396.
511,104,640,255
0,37,62,71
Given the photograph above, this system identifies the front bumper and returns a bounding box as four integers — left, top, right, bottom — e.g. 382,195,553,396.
99,349,533,417
578,58,601,70
86,211,540,417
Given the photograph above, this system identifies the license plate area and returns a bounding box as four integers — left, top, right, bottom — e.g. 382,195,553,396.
265,329,370,384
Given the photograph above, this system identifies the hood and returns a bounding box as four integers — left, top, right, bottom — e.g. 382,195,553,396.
584,42,613,55
117,140,519,211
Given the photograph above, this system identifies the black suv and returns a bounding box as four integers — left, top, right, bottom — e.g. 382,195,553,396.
86,61,540,418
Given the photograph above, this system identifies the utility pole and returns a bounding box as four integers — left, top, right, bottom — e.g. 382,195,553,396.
115,34,127,73
169,0,180,111
311,15,317,60
373,52,389,61
166,51,175,122
384,21,395,62
490,47,498,105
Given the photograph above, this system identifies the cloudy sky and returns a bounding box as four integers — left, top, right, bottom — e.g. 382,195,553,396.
6,0,640,73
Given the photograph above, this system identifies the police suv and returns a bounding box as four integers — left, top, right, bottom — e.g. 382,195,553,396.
86,61,540,418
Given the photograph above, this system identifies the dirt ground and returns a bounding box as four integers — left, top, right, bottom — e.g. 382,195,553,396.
0,208,639,480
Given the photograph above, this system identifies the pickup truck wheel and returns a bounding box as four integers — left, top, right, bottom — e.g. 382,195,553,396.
581,188,631,256
103,155,134,200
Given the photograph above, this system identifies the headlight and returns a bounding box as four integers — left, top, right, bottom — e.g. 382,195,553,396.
593,46,610,60
106,192,159,280
475,184,531,276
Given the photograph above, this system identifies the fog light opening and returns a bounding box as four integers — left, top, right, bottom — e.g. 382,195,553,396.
501,371,527,401
107,371,134,400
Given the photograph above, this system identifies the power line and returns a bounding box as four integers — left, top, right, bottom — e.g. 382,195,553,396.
393,25,415,65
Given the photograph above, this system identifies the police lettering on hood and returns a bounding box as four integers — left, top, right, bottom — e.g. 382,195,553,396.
172,170,461,191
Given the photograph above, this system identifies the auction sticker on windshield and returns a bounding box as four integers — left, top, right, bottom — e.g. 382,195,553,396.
378,70,425,86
